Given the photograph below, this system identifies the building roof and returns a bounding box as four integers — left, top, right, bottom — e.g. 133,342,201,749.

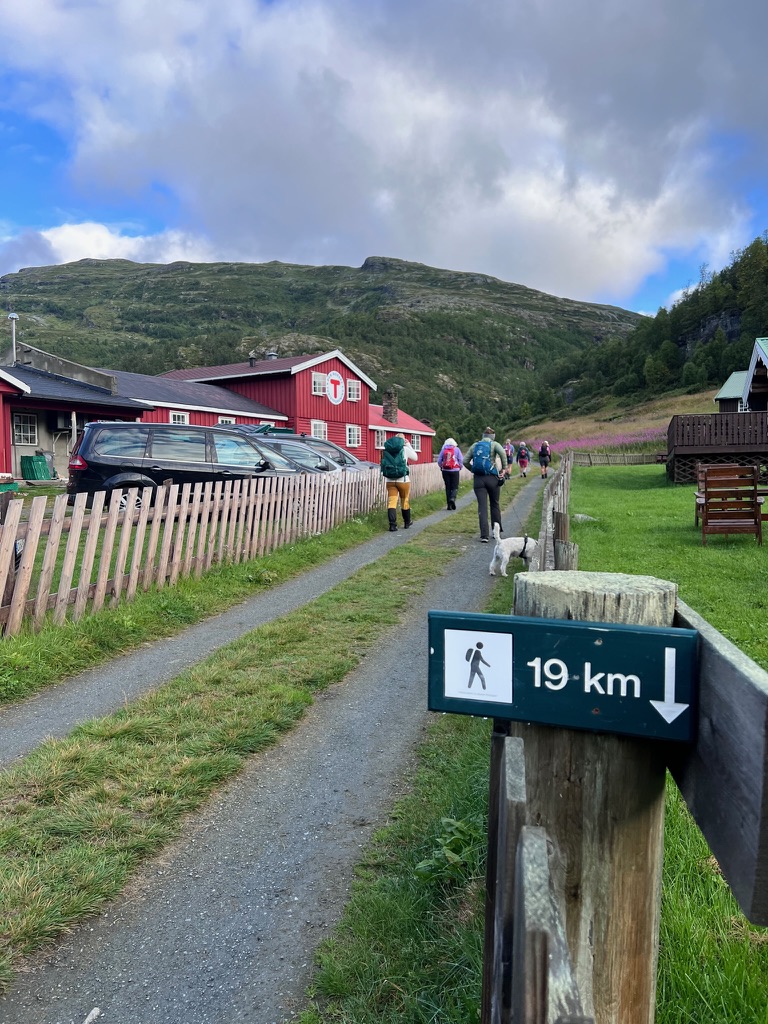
0,368,30,393
715,370,750,402
103,369,287,420
368,405,435,436
0,364,148,411
160,349,377,391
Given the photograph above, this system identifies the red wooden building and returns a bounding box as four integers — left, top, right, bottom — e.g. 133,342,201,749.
163,349,435,464
0,344,434,479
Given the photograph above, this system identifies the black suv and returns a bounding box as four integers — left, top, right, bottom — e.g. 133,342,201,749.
67,421,309,507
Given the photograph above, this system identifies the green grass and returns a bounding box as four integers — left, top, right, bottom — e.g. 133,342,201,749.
303,715,491,1024
0,477,526,990
569,465,768,667
571,465,768,1023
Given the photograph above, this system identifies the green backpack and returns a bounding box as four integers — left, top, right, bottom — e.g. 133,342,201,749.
381,446,407,479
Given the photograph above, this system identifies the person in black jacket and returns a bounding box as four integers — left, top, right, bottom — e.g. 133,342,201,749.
464,427,508,542
538,441,551,479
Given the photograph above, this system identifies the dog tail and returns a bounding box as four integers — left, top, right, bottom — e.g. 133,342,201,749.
492,522,501,542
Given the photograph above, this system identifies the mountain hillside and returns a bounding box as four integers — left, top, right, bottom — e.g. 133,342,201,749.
0,255,642,441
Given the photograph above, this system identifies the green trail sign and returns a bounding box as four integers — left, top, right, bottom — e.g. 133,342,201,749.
428,611,698,742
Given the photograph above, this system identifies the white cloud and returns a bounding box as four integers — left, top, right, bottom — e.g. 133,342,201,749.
40,223,217,265
0,0,765,302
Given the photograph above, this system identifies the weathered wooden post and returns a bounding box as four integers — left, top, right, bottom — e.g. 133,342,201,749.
512,571,679,1024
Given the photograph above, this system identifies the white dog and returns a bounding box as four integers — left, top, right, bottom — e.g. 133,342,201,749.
489,523,538,576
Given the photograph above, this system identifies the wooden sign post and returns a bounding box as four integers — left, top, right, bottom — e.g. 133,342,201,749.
511,571,679,1024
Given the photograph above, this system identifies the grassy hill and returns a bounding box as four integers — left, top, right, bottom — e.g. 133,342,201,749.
516,388,717,451
0,256,642,442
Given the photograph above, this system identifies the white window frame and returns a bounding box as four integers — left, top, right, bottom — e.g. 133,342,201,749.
311,419,328,440
346,424,362,448
259,420,276,427
374,429,386,450
346,378,361,402
170,411,190,425
312,372,327,396
411,434,421,452
218,416,236,424
13,412,38,446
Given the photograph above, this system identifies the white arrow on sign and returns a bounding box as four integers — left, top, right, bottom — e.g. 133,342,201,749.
650,647,689,724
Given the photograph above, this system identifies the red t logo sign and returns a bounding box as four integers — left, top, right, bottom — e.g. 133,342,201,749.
330,376,342,399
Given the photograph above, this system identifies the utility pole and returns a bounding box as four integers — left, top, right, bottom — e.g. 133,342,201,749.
8,312,19,364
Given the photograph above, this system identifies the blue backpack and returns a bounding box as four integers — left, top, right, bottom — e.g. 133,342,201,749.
471,438,497,476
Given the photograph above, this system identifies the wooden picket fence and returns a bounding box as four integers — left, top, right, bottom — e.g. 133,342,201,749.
0,463,446,638
571,451,660,466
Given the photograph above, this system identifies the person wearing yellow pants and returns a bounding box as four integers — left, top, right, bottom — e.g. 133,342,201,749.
380,432,418,531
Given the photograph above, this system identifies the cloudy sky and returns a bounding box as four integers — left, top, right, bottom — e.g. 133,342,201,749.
0,0,765,313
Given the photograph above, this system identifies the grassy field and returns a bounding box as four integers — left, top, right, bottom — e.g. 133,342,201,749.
518,387,717,450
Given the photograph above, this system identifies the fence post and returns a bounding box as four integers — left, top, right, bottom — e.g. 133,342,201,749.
482,719,512,1024
512,571,677,1024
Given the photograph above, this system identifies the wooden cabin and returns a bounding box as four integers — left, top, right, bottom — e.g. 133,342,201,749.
667,339,768,482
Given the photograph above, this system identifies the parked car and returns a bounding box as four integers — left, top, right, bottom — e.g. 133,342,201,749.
246,436,343,474
66,421,310,508
236,426,378,471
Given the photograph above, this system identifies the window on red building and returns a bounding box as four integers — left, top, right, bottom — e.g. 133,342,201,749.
346,424,362,447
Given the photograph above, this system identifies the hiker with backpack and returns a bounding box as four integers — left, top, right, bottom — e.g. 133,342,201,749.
437,436,464,510
516,442,530,477
503,438,515,475
538,441,552,479
380,432,418,531
464,427,508,542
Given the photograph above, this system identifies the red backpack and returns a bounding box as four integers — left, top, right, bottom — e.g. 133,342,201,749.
443,445,459,470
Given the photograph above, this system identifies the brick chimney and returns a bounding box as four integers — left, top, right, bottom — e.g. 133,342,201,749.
382,388,398,424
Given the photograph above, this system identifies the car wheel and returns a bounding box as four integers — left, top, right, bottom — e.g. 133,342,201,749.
118,489,143,512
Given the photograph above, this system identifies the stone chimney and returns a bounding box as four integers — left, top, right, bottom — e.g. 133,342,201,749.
382,388,399,424
248,350,257,368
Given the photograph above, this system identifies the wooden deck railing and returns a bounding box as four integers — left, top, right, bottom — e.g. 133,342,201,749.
668,411,768,452
0,463,448,638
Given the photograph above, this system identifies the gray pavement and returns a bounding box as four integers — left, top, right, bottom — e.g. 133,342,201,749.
0,478,542,1024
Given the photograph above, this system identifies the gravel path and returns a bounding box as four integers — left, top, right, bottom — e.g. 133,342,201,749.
0,480,542,1024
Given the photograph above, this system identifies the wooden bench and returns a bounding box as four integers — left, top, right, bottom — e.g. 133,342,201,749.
696,464,764,545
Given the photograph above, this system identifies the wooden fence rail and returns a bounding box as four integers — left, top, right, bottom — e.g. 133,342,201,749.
483,451,768,1023
571,452,660,466
0,463,448,638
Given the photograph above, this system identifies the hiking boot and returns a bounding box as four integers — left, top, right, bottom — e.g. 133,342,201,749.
403,508,412,529
387,509,398,532
481,537,490,543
